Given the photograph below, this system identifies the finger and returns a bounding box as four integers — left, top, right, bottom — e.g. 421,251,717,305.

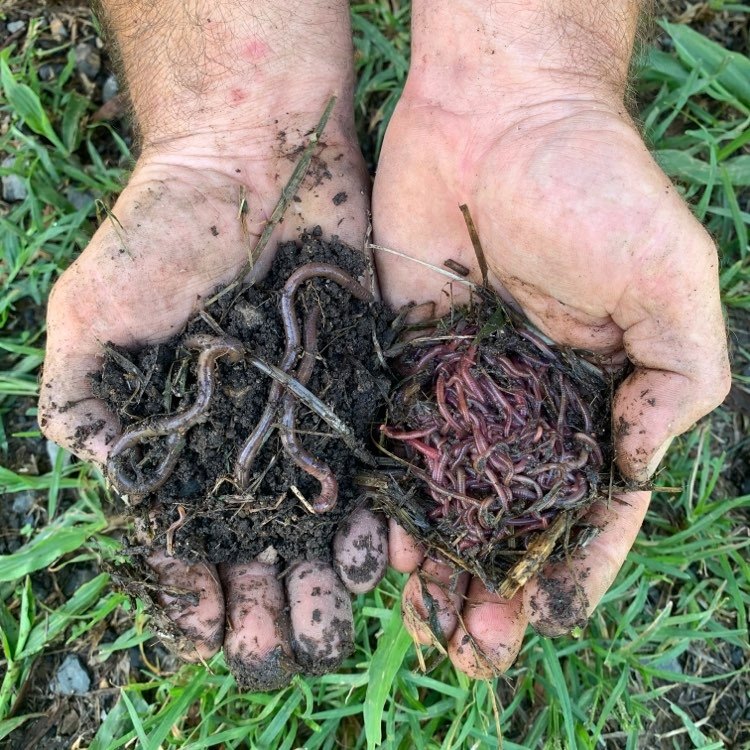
388,519,425,573
219,561,299,691
524,490,650,636
500,278,625,355
333,507,388,594
39,276,119,463
448,581,527,679
146,551,224,661
612,228,730,481
402,557,469,646
286,560,354,675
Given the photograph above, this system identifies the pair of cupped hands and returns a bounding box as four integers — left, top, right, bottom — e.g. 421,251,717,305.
39,60,729,685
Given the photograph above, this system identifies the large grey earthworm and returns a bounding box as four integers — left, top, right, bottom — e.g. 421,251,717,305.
279,307,340,513
235,262,374,488
106,334,244,500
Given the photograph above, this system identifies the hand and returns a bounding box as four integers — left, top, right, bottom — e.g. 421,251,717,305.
372,0,730,678
39,0,387,690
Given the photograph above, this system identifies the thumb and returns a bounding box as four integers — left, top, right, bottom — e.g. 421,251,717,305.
39,270,121,464
612,229,730,482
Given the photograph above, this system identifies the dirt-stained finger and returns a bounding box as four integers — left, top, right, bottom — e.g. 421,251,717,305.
388,519,425,573
146,551,225,662
524,490,651,636
286,560,354,675
333,506,388,594
39,313,118,464
402,557,469,646
448,581,526,679
219,561,299,692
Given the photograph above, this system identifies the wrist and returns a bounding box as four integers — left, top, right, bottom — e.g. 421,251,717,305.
405,0,638,115
102,0,357,148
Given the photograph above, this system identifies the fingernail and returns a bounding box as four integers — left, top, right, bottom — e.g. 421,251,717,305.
645,436,674,479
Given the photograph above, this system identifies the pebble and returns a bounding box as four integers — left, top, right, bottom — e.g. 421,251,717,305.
65,187,93,212
38,64,57,82
75,42,101,79
102,74,119,103
51,655,91,695
1,157,27,203
11,492,34,515
6,20,26,34
49,17,68,42
654,656,683,675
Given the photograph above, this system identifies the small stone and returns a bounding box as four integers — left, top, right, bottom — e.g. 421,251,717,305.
59,710,79,735
75,42,101,79
11,492,34,515
52,655,91,695
65,187,93,212
2,158,26,202
38,64,57,82
256,545,279,566
654,656,682,675
6,20,26,34
235,300,265,330
102,74,119,103
49,17,68,41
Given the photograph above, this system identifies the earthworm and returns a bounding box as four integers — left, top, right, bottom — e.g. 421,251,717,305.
235,262,374,488
107,335,243,499
279,307,340,513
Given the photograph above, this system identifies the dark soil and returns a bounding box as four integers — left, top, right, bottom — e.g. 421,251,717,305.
92,230,394,565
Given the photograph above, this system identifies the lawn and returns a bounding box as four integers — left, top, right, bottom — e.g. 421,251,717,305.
1,2,749,748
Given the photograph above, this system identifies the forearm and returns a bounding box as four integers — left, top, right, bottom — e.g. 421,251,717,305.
97,0,356,146
408,0,647,107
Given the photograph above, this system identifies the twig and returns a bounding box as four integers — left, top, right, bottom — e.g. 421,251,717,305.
369,243,480,288
498,508,585,599
458,203,488,287
245,353,376,466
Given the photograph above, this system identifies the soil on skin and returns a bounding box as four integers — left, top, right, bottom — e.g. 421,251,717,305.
92,230,394,565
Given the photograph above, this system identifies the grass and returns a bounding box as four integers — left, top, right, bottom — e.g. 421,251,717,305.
1,3,749,749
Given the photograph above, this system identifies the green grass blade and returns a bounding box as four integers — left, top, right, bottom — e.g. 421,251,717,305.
0,517,105,582
541,638,577,749
364,604,412,750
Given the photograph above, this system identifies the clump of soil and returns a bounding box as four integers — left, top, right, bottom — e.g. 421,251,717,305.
373,302,627,594
93,229,395,564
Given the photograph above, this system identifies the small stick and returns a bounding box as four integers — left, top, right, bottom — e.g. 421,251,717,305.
458,204,488,287
235,262,375,486
444,259,470,277
245,354,375,466
369,243,480,288
498,509,586,599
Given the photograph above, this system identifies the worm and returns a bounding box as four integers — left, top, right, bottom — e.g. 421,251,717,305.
107,335,243,499
235,262,374,488
278,307,340,513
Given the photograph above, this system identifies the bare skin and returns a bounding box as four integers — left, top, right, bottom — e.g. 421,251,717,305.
39,0,387,683
373,0,730,678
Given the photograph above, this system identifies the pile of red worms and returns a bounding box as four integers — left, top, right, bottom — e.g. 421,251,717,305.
382,322,604,552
